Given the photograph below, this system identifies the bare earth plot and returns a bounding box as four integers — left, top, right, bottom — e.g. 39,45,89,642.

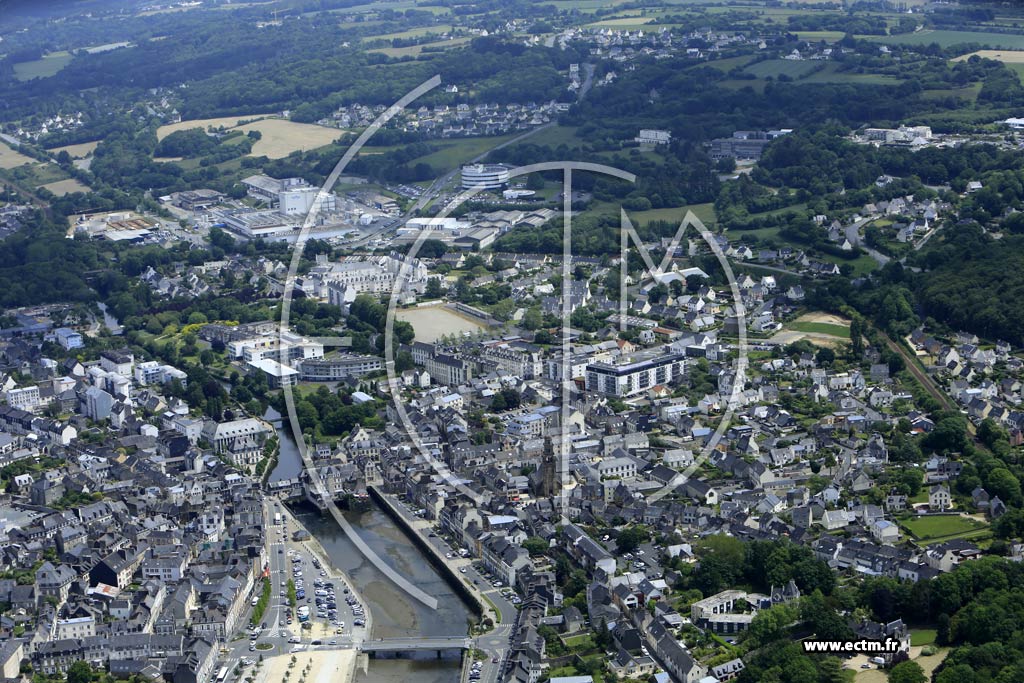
769,312,851,347
396,305,485,343
0,141,35,169
952,49,1024,63
157,116,269,139
47,141,100,158
156,117,344,159
239,119,346,158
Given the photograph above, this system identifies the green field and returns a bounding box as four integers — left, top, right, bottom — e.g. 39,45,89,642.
900,515,989,541
705,55,757,72
585,16,657,30
921,82,983,101
368,36,471,57
798,63,903,85
870,30,1024,50
369,24,454,41
408,133,522,170
624,202,717,228
744,59,822,79
1006,62,1024,84
794,31,849,42
787,321,851,338
728,225,781,242
517,125,585,150
13,51,73,80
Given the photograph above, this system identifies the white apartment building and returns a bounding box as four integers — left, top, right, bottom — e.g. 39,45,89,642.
134,361,188,386
636,128,671,145
4,386,42,412
586,352,686,397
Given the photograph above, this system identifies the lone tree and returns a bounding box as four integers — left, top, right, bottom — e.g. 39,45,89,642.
616,525,650,553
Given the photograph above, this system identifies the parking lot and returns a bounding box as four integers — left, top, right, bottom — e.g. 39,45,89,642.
240,502,369,661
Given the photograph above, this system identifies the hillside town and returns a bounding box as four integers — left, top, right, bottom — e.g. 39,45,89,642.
0,205,1016,683
4,1,1024,683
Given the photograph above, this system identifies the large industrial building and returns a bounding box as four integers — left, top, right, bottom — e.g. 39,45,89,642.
241,174,337,214
707,129,792,160
217,210,300,239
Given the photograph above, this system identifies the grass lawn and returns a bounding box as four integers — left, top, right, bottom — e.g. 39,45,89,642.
900,515,988,541
562,633,598,650
788,321,851,338
911,629,938,647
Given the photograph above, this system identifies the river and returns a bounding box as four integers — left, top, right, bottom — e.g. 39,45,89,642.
264,406,304,483
295,505,473,682
97,302,123,335
268,409,472,682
